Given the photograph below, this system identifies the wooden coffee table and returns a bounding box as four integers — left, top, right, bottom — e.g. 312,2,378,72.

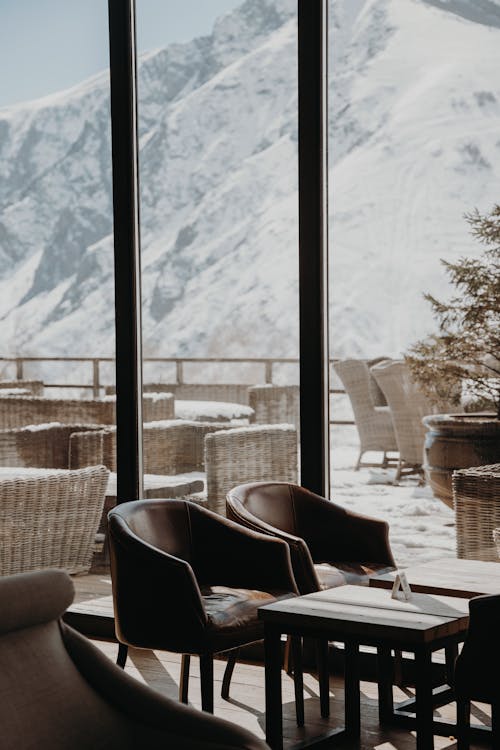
259,585,469,750
370,556,500,598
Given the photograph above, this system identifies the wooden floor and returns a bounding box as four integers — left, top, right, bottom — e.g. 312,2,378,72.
71,575,490,749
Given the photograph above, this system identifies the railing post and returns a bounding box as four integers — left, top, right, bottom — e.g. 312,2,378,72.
265,361,273,384
176,360,184,385
93,359,100,398
16,358,23,380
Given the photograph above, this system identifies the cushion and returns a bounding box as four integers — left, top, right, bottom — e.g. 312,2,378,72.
314,562,394,590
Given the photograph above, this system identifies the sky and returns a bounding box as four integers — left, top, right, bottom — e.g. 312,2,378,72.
0,0,241,108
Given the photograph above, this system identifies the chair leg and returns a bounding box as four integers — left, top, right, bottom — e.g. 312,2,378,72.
291,636,305,727
382,451,389,469
221,649,239,701
355,451,363,471
456,697,470,750
116,643,128,668
179,654,190,704
200,653,214,713
393,460,403,485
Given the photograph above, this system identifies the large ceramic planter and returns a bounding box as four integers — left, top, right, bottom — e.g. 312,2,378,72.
423,413,500,508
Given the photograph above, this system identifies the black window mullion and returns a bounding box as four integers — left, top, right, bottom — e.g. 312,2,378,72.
108,0,144,503
298,0,330,497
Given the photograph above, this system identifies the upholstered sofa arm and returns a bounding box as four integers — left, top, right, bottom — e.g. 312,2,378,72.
108,514,208,651
61,625,269,749
188,505,298,595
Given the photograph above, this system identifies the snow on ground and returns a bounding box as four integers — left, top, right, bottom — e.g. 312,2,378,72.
330,424,456,569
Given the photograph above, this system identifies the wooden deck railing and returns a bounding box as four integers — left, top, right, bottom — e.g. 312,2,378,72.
0,356,352,425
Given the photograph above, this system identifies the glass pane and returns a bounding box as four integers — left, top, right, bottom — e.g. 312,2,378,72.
0,3,115,603
329,0,500,567
137,0,300,514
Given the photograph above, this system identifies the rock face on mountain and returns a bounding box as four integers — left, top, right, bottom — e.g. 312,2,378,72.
0,0,499,362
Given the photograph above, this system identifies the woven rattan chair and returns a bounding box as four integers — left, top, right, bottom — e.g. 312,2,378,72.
0,393,174,429
69,420,235,474
370,360,440,482
0,380,44,396
333,359,398,470
248,385,299,429
0,465,109,575
453,464,500,562
205,425,298,516
0,423,102,469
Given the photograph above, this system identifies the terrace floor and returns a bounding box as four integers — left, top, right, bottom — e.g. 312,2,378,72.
87,638,489,749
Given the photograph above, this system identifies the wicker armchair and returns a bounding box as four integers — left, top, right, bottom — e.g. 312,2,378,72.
248,385,299,429
333,359,398,470
0,392,174,430
69,420,235,474
0,380,44,396
205,425,298,516
0,423,102,469
370,360,442,482
0,465,109,575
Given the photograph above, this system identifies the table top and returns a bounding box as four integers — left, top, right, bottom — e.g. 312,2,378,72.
259,585,469,645
370,556,500,598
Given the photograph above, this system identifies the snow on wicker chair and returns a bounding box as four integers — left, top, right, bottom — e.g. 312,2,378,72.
205,424,298,516
333,359,398,470
0,465,109,575
370,359,440,483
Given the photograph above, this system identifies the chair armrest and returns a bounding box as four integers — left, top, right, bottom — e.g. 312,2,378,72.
189,506,298,595
108,515,208,651
226,500,319,594
62,624,268,750
301,500,395,568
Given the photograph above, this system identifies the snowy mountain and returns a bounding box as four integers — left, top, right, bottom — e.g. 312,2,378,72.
0,0,499,363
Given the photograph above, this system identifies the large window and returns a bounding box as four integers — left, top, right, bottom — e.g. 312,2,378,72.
136,0,301,512
328,0,500,566
0,1,115,582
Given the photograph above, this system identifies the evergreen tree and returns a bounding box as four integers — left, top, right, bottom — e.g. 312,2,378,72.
406,205,500,418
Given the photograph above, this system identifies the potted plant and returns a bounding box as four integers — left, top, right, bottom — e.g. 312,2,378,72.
405,205,500,507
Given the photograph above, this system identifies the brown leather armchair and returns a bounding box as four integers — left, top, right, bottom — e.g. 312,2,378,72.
0,568,269,750
226,482,396,595
454,594,500,749
108,499,298,713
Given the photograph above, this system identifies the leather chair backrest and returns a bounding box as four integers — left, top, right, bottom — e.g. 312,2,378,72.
239,482,298,536
113,499,193,565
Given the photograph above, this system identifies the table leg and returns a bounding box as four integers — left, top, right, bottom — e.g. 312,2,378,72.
415,646,434,750
316,638,330,719
377,646,394,725
344,641,360,737
291,635,304,727
265,624,284,750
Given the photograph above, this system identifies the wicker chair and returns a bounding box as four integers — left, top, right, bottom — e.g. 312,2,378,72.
0,423,102,469
0,465,109,575
248,385,300,429
0,380,44,396
0,392,174,429
69,420,235,474
453,464,500,562
205,425,298,516
370,360,440,483
333,359,398,470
